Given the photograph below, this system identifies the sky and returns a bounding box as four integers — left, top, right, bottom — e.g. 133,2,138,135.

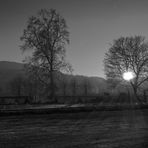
1,0,148,78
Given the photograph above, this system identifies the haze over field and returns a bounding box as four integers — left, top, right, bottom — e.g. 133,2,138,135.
0,61,107,96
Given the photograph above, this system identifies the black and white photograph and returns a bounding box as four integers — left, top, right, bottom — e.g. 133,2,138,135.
0,0,148,147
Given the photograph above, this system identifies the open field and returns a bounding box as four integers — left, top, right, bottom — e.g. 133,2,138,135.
0,109,148,147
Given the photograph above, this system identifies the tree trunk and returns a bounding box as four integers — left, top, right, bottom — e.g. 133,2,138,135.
50,71,56,103
132,86,142,104
50,47,57,103
143,90,147,103
72,80,76,96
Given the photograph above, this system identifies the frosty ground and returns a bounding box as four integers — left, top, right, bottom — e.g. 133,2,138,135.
0,109,148,148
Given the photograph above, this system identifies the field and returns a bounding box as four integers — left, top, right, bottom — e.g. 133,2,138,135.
0,109,148,147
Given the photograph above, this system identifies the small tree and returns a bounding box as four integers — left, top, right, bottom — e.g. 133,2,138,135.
61,75,67,96
71,78,77,96
21,9,71,101
83,78,90,96
9,75,25,96
104,36,148,103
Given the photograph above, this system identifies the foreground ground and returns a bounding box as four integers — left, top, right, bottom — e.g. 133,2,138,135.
0,109,148,148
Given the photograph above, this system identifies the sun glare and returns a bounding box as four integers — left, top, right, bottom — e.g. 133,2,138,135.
123,71,135,81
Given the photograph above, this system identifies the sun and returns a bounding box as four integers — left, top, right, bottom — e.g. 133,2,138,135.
123,71,135,81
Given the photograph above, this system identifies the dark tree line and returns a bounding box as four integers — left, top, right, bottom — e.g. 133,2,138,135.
7,74,95,98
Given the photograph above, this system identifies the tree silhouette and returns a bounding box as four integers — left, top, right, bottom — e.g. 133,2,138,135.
9,75,25,96
83,78,90,96
71,78,77,96
20,9,71,101
104,36,148,103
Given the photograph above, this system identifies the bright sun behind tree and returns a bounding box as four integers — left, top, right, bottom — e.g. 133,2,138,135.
123,71,135,81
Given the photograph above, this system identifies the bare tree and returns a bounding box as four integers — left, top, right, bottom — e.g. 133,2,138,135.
71,78,77,96
9,75,25,96
83,78,89,96
20,9,71,101
61,75,67,96
104,36,148,103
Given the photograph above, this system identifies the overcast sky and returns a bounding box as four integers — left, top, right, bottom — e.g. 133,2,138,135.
1,0,148,77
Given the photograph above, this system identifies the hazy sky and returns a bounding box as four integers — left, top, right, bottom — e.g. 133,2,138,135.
1,0,148,77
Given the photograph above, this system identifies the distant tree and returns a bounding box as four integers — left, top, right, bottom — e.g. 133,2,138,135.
61,67,73,96
61,75,67,96
9,75,25,96
83,78,89,96
71,77,77,96
23,76,39,97
104,36,148,103
106,78,121,94
20,9,71,101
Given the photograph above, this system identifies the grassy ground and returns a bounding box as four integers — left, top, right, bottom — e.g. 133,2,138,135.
0,109,148,147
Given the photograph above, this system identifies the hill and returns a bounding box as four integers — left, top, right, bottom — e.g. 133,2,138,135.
0,61,24,70
0,61,24,95
0,61,107,96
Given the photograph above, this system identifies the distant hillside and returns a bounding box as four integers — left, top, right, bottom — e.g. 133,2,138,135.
0,61,24,94
0,61,107,95
0,61,24,70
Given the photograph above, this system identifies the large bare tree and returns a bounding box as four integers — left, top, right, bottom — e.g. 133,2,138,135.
104,36,148,103
20,9,71,100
